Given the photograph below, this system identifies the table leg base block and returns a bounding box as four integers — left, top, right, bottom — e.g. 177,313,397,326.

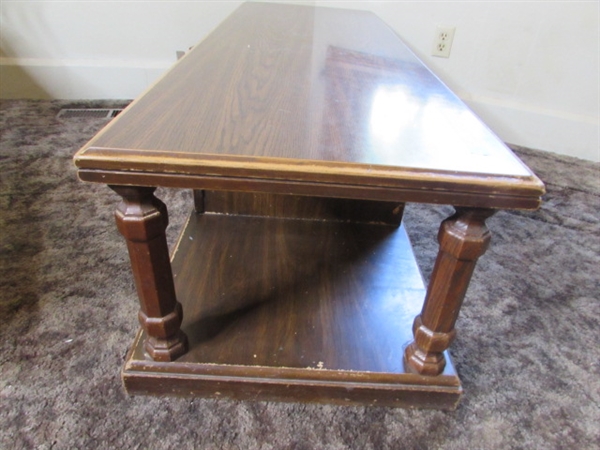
122,212,463,409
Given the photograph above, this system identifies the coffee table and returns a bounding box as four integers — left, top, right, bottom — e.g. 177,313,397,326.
74,3,544,409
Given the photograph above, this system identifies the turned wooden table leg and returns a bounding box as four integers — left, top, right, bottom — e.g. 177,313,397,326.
110,186,188,362
405,207,495,376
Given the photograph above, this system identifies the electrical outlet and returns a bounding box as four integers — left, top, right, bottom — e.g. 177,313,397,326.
432,26,455,58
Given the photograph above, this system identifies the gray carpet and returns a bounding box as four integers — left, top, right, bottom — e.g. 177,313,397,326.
1,99,598,449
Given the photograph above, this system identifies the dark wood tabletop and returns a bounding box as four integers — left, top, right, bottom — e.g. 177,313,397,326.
74,2,544,209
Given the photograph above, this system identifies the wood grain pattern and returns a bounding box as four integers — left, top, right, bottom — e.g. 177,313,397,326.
74,2,544,209
122,211,462,409
172,214,415,372
200,191,404,225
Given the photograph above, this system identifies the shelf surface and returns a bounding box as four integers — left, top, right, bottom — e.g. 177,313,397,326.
123,212,462,409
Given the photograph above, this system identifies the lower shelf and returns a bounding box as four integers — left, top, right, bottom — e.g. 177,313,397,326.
122,212,462,409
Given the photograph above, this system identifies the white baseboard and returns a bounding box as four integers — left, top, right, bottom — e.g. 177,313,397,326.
1,58,598,162
0,58,170,100
460,93,599,162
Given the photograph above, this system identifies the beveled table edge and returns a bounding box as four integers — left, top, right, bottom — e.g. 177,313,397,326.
75,147,545,209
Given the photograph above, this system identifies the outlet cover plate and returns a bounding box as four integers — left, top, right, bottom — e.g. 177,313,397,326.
432,26,455,58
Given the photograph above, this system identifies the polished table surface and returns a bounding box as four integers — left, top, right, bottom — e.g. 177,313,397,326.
75,2,544,210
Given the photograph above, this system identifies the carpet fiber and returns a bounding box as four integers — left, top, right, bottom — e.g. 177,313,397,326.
1,100,598,449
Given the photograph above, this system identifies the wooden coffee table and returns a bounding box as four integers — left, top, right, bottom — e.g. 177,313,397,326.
74,3,544,409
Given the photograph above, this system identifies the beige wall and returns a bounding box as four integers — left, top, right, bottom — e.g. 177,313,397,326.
0,1,244,98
